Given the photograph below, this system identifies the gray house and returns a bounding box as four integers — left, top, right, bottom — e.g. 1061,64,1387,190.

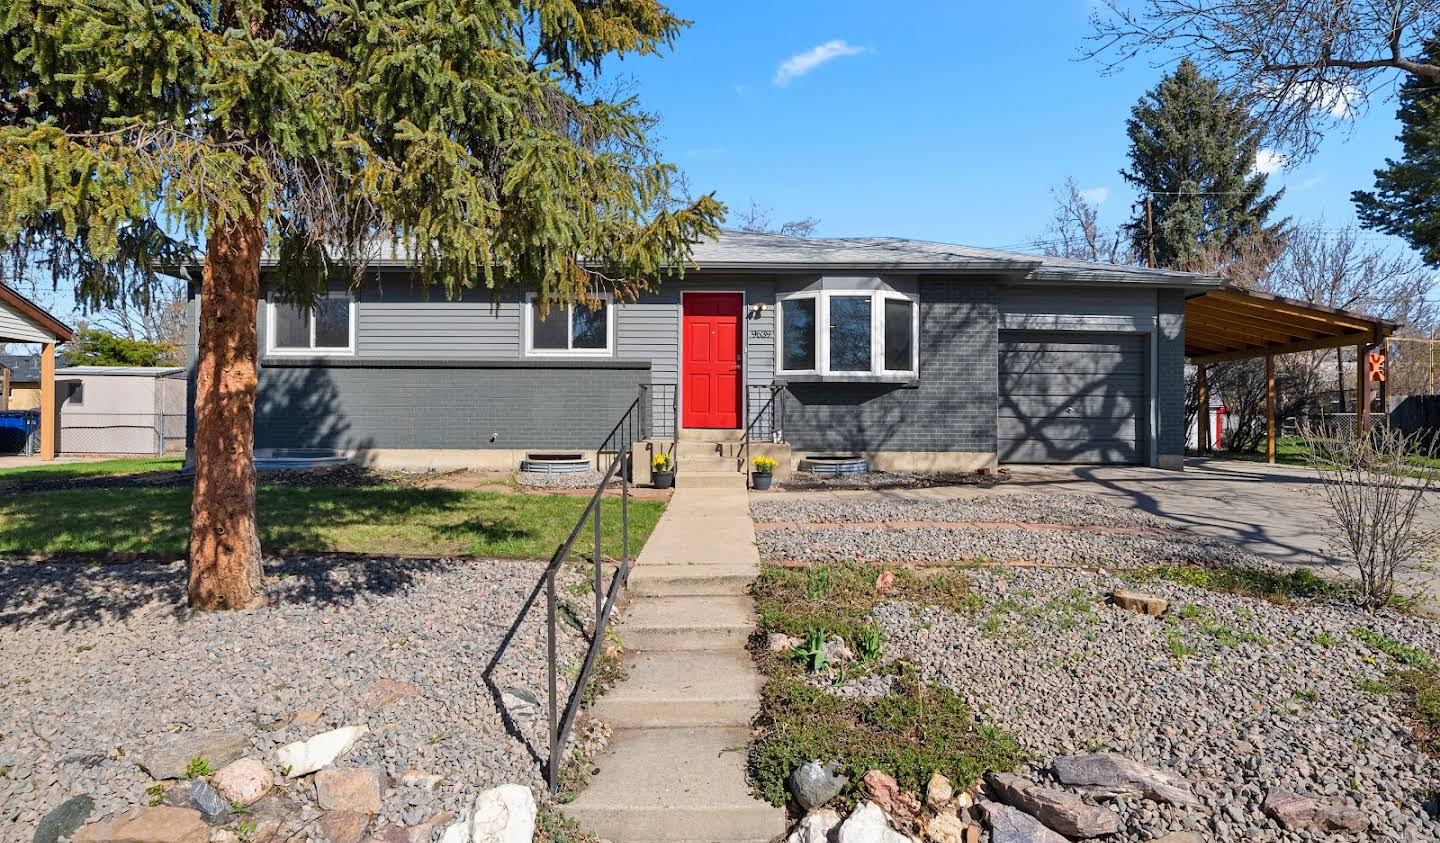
186,231,1221,475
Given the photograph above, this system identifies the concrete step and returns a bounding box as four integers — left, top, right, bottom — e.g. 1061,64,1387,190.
679,428,746,443
675,441,730,460
594,650,762,728
561,726,786,842
628,563,757,596
679,455,740,472
677,470,747,490
620,596,754,651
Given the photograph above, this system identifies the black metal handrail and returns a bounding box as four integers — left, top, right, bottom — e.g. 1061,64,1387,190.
534,391,650,792
740,383,785,488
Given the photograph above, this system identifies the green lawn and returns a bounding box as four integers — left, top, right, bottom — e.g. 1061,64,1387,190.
1220,436,1440,473
0,456,183,484
0,483,664,560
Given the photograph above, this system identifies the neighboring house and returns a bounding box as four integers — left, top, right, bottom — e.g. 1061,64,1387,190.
54,366,187,455
0,353,46,409
182,231,1220,473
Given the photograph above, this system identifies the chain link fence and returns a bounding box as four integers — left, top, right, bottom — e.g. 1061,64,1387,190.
58,411,186,456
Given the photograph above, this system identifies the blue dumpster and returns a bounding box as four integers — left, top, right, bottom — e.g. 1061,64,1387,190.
0,410,39,455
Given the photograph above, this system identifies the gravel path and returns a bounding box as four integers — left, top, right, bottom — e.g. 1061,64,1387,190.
0,555,600,837
873,568,1440,841
753,492,1174,529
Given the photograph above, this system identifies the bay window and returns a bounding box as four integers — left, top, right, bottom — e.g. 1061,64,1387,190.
777,290,918,377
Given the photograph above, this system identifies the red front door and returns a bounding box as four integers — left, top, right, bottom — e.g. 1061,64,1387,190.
682,293,743,429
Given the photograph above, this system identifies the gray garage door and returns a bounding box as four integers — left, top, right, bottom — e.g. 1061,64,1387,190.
998,331,1147,464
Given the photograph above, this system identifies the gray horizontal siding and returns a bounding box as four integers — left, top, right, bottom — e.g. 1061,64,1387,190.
1000,286,1157,332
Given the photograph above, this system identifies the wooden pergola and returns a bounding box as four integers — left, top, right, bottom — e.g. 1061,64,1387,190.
1186,286,1397,463
0,283,74,460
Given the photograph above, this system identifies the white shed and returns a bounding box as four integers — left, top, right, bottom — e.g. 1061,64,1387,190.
54,366,187,455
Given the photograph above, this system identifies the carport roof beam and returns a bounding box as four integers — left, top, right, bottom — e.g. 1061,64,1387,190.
1185,287,1395,364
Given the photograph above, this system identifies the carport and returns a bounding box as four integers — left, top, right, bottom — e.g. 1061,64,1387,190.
1185,287,1397,463
0,282,74,460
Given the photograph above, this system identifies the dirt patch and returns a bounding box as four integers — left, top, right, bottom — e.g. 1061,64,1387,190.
774,468,1009,491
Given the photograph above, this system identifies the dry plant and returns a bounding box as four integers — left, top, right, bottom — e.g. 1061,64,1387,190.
1298,423,1440,611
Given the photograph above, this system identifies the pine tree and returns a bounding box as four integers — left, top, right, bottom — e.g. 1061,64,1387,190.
1121,59,1285,269
0,0,723,609
1353,36,1440,267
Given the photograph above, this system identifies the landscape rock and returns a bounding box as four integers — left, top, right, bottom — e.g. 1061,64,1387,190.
1149,834,1204,843
875,570,897,593
437,784,537,843
790,760,848,811
1106,589,1168,617
316,766,387,814
835,801,912,843
399,770,444,789
184,779,232,823
317,809,372,843
244,794,303,840
976,801,1068,843
823,635,854,663
211,758,273,806
138,731,250,781
275,725,369,777
73,806,210,843
925,772,954,811
1049,753,1199,807
33,794,95,843
364,677,421,708
1261,787,1368,832
769,632,802,653
787,807,843,843
861,770,901,815
985,771,1122,837
923,812,974,843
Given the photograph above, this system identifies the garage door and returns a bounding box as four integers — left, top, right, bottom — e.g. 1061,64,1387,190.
998,331,1147,464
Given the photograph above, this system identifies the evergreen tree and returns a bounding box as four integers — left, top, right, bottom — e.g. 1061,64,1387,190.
0,0,723,609
68,326,176,367
1121,59,1285,268
1353,36,1440,267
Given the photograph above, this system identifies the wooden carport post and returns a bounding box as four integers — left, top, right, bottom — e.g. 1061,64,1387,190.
1265,352,1276,464
1356,342,1372,434
39,342,57,460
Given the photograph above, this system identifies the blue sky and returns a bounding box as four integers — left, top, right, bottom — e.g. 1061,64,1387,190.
621,0,1419,258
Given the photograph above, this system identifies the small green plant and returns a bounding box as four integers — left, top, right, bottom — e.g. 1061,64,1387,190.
1294,688,1319,702
230,802,249,815
182,757,212,779
1314,631,1341,647
145,784,165,806
279,763,293,777
1353,628,1437,670
651,453,673,473
854,623,884,665
234,820,259,842
752,456,778,474
791,627,831,673
805,566,832,601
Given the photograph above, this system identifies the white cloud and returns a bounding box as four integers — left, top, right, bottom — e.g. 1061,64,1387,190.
1254,148,1287,176
773,40,866,86
1079,186,1110,206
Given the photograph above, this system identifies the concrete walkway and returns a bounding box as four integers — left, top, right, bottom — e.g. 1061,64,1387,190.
562,479,785,842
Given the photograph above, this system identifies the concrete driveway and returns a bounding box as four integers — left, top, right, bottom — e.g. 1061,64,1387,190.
778,458,1440,600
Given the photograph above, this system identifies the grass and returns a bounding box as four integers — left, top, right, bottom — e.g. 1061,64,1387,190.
1223,435,1440,474
749,562,1025,807
1352,627,1440,757
1123,564,1352,603
0,482,664,560
0,456,182,484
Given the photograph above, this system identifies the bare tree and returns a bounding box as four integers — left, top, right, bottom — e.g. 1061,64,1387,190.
1298,422,1440,611
1088,1,1440,154
82,274,188,362
734,199,819,238
1044,178,1127,263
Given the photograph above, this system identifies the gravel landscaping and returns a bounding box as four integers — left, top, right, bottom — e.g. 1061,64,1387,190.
0,554,604,839
871,566,1440,841
515,469,617,490
776,469,1007,492
753,492,1174,530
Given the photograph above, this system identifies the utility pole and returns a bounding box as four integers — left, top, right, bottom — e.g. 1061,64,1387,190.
1145,196,1156,269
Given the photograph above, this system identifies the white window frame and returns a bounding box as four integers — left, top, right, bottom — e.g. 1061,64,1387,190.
775,289,919,378
524,293,615,357
265,291,357,357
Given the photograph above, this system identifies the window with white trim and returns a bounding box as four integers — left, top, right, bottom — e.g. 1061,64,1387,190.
525,294,613,356
778,290,918,377
267,292,355,355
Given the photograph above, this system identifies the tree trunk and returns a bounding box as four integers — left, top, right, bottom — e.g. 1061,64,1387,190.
188,212,265,610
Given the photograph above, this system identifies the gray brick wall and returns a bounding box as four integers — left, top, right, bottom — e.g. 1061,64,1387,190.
255,360,650,450
1156,289,1186,458
781,279,999,453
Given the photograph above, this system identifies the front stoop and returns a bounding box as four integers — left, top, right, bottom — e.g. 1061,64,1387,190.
562,485,784,843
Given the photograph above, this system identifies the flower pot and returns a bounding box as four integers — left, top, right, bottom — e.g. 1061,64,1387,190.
652,470,675,489
752,472,774,490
